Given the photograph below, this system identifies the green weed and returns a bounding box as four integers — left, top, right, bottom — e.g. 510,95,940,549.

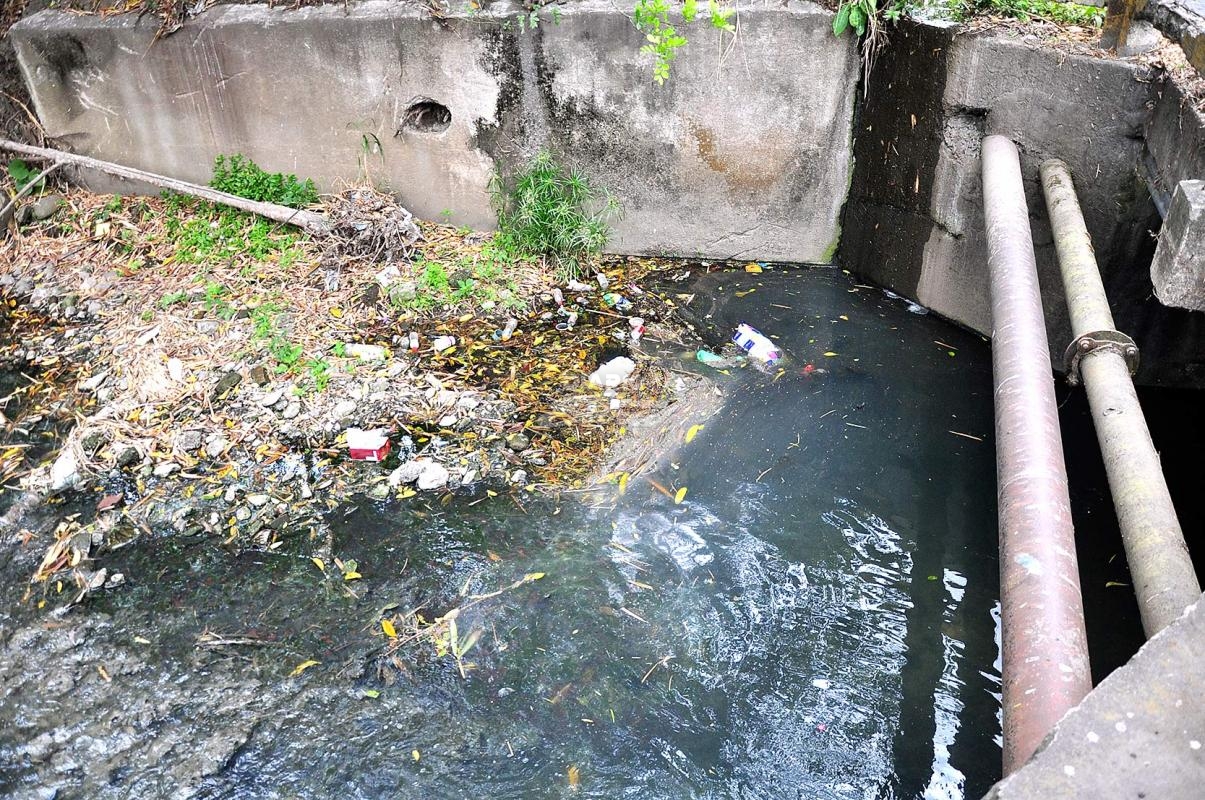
209,154,318,208
490,151,617,278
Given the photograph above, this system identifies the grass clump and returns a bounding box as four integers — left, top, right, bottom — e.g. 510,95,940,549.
210,154,319,208
490,151,618,278
951,0,1105,25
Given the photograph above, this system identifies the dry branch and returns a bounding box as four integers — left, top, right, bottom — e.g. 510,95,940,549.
0,139,332,235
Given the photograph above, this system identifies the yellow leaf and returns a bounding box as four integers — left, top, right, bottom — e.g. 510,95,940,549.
343,571,362,581
618,472,630,495
839,315,849,321
329,306,344,319
744,263,762,274
823,351,838,357
486,489,498,497
412,749,421,762
568,764,581,786
381,619,397,638
311,557,325,572
288,660,320,677
524,572,546,582
684,424,704,444
674,487,688,504
734,289,756,298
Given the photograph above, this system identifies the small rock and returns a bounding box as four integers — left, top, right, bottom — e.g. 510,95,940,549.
96,387,114,404
461,469,477,486
31,194,62,221
204,436,228,459
273,397,290,413
115,445,140,468
79,371,109,392
510,469,528,485
80,430,109,454
235,506,252,521
282,402,301,420
104,572,126,589
212,371,242,400
416,461,450,491
167,358,184,383
333,400,357,419
175,430,203,452
370,378,390,395
368,482,391,500
50,451,80,492
506,433,531,452
456,395,482,412
153,462,179,478
439,414,458,428
260,389,284,408
223,485,239,503
247,494,271,507
389,460,426,487
249,365,271,386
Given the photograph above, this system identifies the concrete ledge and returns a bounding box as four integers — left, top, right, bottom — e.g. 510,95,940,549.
1151,180,1205,309
11,0,859,262
985,592,1205,799
1143,0,1205,73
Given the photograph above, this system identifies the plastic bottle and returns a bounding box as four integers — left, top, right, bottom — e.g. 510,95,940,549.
596,273,610,289
629,317,645,343
432,335,456,352
500,318,518,341
732,324,781,365
408,331,420,352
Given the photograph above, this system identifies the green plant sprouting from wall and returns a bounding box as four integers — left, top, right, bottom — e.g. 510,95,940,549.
633,0,736,84
490,151,619,278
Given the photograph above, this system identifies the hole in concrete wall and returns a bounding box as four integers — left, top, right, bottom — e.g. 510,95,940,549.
398,98,451,135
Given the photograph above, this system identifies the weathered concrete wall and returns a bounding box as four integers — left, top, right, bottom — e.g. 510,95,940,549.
842,22,1205,388
10,0,859,262
1151,180,1205,309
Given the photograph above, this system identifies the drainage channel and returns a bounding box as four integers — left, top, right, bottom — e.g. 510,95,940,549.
1,267,1008,799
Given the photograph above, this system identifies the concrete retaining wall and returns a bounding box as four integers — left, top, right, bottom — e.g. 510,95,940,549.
841,21,1205,388
10,0,859,262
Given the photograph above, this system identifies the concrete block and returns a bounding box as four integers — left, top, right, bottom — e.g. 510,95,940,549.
1151,180,1205,311
10,0,859,262
985,592,1205,799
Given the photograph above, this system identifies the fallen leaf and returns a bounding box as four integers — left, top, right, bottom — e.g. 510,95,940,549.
288,659,319,677
734,289,756,298
674,487,688,504
362,689,380,699
381,619,397,638
343,571,362,581
97,493,123,511
744,263,762,274
568,764,581,787
823,351,838,357
412,749,421,762
329,306,344,318
311,557,325,572
684,424,704,444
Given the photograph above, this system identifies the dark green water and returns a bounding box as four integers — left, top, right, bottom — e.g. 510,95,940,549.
0,268,1004,799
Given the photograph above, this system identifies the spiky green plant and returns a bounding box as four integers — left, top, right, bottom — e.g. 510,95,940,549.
490,151,619,278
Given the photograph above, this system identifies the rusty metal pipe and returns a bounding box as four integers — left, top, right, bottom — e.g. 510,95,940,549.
981,136,1093,774
1040,158,1201,638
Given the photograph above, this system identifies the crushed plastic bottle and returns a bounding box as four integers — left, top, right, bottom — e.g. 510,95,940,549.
595,273,610,289
566,279,593,293
603,293,633,313
552,288,564,307
629,317,646,343
494,318,518,341
732,323,781,365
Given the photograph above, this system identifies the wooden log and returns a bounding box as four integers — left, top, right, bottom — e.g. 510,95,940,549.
0,139,332,235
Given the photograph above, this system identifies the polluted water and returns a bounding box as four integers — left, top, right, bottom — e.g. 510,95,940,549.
0,268,1002,799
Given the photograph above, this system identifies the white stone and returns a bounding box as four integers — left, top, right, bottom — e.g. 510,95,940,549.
416,461,450,491
49,451,80,492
